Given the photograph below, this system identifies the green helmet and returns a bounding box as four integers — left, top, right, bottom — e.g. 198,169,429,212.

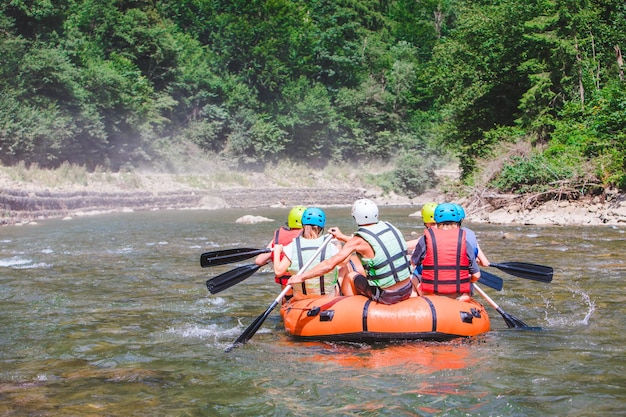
421,202,438,224
287,206,306,229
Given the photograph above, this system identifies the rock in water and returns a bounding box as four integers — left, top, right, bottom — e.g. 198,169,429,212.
235,215,274,224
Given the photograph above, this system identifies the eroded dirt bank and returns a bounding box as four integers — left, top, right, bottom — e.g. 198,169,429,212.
2,171,625,226
0,187,366,225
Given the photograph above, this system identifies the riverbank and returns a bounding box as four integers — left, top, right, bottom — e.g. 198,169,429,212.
1,169,625,226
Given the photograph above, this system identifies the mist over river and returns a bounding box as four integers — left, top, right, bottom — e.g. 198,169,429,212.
1,207,624,416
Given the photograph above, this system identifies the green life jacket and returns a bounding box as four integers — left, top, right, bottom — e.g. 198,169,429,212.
355,221,411,289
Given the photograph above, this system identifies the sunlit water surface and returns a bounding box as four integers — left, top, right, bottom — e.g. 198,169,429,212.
1,208,624,416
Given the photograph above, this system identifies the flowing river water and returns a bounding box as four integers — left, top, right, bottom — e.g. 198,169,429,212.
1,207,624,416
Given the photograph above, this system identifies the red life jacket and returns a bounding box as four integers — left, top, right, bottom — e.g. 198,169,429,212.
271,227,302,284
421,227,471,294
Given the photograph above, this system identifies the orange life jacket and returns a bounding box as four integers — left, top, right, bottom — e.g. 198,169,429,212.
272,227,302,284
421,227,471,294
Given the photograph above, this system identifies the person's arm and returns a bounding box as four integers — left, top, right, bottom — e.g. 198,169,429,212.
466,240,481,282
328,227,351,243
410,237,426,267
476,246,490,267
254,240,273,266
288,237,368,285
272,244,291,276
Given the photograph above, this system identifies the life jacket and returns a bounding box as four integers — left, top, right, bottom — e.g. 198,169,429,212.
271,227,302,284
354,222,411,289
288,236,338,296
421,227,471,294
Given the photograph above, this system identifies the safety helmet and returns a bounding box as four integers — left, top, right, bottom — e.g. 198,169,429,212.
287,205,306,229
454,204,466,221
302,207,326,228
351,198,379,226
421,202,438,224
434,202,461,223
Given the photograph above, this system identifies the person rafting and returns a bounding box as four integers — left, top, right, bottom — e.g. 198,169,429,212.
411,202,481,302
255,205,306,290
289,198,413,305
273,207,344,298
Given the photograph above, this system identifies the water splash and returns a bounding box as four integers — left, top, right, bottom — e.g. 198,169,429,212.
570,287,595,325
541,285,595,327
0,256,49,269
0,256,32,268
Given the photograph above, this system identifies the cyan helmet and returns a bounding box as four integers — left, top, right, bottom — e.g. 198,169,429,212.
421,202,438,224
287,205,306,229
302,207,326,228
351,198,379,225
454,204,466,221
434,202,461,223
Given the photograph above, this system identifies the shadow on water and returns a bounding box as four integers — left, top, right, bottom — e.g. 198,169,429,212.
1,208,625,416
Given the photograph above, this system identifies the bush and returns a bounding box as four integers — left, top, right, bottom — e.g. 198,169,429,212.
490,153,578,194
367,154,438,197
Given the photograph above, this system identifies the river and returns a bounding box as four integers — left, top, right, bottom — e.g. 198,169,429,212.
1,207,624,416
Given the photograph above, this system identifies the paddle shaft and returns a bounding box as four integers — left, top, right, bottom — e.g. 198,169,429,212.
473,284,502,311
227,234,334,351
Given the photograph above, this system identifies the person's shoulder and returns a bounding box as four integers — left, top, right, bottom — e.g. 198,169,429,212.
462,227,477,240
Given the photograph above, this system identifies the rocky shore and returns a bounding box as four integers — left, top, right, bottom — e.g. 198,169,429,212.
1,170,625,226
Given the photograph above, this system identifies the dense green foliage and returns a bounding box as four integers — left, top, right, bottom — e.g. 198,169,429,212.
1,0,625,194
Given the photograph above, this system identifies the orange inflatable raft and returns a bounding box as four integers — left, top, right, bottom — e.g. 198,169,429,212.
280,294,490,342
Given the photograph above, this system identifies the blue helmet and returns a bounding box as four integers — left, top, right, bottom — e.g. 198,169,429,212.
434,203,461,223
454,204,466,221
301,207,326,228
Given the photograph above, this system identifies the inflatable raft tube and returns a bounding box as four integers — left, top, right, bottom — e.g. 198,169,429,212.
280,294,490,342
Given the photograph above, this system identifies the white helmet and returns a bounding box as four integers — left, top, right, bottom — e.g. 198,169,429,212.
352,198,379,225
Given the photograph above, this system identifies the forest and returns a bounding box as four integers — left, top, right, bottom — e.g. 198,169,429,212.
1,0,625,197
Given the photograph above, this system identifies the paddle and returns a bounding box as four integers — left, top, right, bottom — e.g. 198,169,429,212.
478,270,503,291
226,234,333,352
200,247,270,268
473,283,528,329
489,262,553,283
207,264,262,294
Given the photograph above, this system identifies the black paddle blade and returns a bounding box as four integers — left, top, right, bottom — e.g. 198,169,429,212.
490,262,553,283
206,264,262,294
200,248,270,267
478,270,504,291
226,300,280,352
496,306,529,328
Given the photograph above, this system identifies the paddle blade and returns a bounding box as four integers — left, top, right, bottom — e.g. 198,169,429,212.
207,264,262,294
490,262,553,283
473,283,529,329
200,248,269,267
226,300,279,352
478,270,504,291
495,306,529,328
